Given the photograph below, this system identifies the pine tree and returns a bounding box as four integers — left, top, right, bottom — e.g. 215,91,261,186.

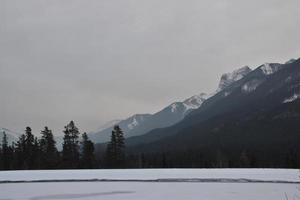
40,127,59,169
80,133,96,169
62,121,80,168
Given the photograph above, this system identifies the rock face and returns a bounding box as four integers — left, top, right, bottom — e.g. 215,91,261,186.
217,66,252,92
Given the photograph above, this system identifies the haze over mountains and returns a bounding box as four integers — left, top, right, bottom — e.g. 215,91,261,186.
91,58,298,145
2,57,299,161
115,58,300,168
89,93,208,142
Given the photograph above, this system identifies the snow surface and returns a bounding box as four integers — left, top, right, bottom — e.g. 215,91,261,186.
1,182,299,200
0,169,299,183
1,169,299,200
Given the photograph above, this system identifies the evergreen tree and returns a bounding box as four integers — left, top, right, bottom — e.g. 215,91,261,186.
40,127,59,169
114,125,125,167
62,121,80,168
80,133,96,169
105,130,117,168
1,132,10,170
24,127,36,169
105,125,125,168
15,134,26,169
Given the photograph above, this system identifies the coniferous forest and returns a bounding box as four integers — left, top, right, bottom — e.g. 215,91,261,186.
0,120,299,170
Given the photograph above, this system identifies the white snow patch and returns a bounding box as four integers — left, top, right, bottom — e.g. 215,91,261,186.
283,93,300,103
171,103,179,112
260,63,281,75
224,91,231,97
128,117,139,130
241,80,261,93
182,93,207,112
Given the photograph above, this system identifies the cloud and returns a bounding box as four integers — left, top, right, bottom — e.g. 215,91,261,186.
1,0,300,134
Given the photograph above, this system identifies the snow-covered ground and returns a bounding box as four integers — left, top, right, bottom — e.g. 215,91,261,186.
0,169,299,200
0,169,299,182
1,182,300,200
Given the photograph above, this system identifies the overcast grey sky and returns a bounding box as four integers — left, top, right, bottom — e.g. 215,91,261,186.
1,0,300,135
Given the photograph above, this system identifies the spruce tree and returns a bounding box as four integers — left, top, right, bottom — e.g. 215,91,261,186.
1,132,10,170
114,125,125,167
15,134,26,169
80,133,96,169
40,127,59,169
24,127,36,169
105,125,125,168
105,130,117,168
62,121,80,168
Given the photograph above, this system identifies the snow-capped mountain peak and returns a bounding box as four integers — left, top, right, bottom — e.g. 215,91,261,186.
182,93,207,111
259,63,281,75
218,66,252,91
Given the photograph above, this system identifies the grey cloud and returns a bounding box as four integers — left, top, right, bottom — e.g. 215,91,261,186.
1,0,300,134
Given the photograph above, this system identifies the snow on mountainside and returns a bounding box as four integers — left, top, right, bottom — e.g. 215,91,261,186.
169,93,207,114
127,114,149,130
283,93,300,103
91,58,296,144
260,63,281,75
89,93,208,143
217,66,252,92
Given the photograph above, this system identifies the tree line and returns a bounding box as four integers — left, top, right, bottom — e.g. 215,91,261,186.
1,121,299,170
0,121,125,170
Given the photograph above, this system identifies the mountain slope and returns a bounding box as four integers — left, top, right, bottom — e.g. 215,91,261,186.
89,94,208,143
126,58,300,161
91,65,254,144
0,128,20,145
125,60,298,147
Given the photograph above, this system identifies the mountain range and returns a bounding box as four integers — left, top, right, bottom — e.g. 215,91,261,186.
89,93,208,143
90,63,255,143
117,58,300,166
92,57,300,167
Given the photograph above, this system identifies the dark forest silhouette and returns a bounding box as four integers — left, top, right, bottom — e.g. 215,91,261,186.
0,121,299,170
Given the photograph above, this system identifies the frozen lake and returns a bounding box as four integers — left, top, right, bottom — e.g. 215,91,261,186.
1,182,299,200
0,169,299,200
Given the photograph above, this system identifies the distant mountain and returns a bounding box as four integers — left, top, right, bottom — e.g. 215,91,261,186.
0,128,20,145
89,93,208,143
125,58,300,164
